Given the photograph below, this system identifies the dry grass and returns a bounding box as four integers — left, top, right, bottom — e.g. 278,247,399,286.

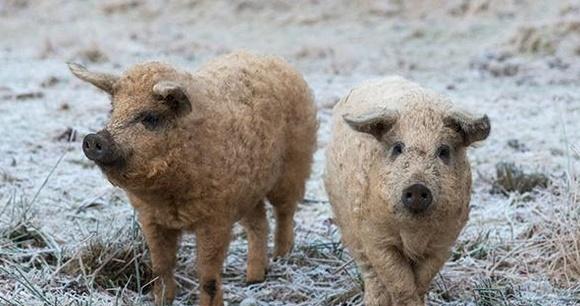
1,178,578,305
492,162,550,195
438,175,579,306
506,20,580,56
61,222,153,295
0,190,365,305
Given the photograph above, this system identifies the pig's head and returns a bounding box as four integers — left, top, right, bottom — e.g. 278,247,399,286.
69,62,197,191
343,95,490,221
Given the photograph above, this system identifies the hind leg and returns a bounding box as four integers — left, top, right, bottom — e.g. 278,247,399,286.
240,201,269,283
267,162,309,257
269,102,316,257
270,195,297,257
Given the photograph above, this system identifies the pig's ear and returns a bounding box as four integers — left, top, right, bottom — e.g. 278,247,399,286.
444,112,491,146
343,108,399,140
68,63,119,95
152,81,192,117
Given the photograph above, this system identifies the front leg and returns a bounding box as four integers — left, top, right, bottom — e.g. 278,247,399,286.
413,251,449,297
358,260,392,306
363,239,423,306
140,217,181,306
196,223,232,306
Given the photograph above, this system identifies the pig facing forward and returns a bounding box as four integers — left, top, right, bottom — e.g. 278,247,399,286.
324,77,490,306
70,51,317,306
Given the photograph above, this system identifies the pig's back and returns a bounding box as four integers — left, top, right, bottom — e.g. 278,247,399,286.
185,51,315,215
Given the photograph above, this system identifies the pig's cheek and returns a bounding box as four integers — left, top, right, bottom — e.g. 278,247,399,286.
371,174,393,207
366,190,396,222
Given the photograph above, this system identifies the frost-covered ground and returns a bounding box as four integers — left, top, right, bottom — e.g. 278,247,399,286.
0,0,579,305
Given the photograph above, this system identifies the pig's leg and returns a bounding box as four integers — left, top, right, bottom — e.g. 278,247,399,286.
267,187,298,257
272,202,296,257
364,274,393,306
268,182,300,257
355,253,392,306
240,201,269,283
196,224,231,306
363,240,424,306
413,251,449,297
140,218,181,306
267,134,311,257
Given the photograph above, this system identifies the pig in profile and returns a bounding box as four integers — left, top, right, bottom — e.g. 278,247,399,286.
324,77,490,306
69,51,317,306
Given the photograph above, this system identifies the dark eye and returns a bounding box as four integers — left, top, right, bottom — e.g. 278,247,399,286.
391,142,405,158
437,145,451,163
141,113,160,129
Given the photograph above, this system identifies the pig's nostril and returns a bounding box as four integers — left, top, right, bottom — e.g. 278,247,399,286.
82,132,119,165
401,183,432,213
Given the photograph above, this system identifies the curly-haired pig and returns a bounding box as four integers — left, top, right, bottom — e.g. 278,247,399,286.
69,51,317,306
324,77,490,306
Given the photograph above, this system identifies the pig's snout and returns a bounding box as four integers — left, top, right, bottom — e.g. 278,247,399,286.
83,131,120,165
401,183,432,214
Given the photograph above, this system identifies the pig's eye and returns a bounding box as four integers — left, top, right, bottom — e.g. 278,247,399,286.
437,145,451,163
391,142,405,158
141,113,160,130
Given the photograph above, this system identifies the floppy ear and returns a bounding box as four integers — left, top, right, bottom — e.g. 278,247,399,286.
343,108,399,140
68,63,119,94
444,112,491,146
152,81,192,117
